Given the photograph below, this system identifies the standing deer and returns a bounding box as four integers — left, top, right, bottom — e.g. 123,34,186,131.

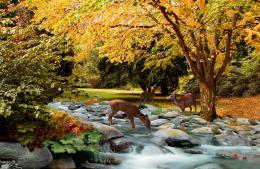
108,99,151,132
140,87,156,102
167,91,197,113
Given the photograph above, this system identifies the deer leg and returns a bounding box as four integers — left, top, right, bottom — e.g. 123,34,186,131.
129,116,136,129
108,109,117,126
194,104,197,112
108,113,113,126
190,106,192,112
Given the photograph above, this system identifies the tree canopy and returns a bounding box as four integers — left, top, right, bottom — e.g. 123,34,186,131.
21,0,260,121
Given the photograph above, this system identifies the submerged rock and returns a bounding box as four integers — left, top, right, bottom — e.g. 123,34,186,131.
48,157,76,169
165,137,200,148
109,138,134,153
81,162,113,169
87,153,121,165
0,142,53,169
184,149,203,154
194,163,223,169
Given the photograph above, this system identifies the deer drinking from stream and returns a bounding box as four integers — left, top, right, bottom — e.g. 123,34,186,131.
167,91,197,113
108,100,151,132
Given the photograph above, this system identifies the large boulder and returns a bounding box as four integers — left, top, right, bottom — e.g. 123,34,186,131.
0,142,53,169
82,122,124,142
153,128,200,148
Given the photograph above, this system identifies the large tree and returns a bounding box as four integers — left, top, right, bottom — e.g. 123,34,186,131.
141,0,260,121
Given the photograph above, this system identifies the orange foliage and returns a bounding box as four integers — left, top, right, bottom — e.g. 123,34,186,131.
217,95,260,120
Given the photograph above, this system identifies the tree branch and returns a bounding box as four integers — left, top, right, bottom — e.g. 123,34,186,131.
215,13,238,83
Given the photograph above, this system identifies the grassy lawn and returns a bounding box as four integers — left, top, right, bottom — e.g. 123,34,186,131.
58,88,260,120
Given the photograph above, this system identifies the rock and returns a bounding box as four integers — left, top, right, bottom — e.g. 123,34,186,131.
213,121,228,130
87,153,121,165
249,133,260,140
165,137,200,148
181,122,202,128
99,101,110,105
251,125,260,133
151,119,170,126
190,117,208,125
140,104,161,116
68,103,81,110
161,111,180,118
113,111,127,119
0,160,21,169
190,127,214,134
184,149,203,154
81,162,113,169
250,139,260,146
154,128,190,140
210,124,223,134
109,138,134,153
238,130,256,137
249,120,259,125
212,134,250,146
0,142,53,169
194,163,223,169
82,122,124,142
159,123,176,129
170,115,193,127
48,157,76,169
236,118,250,125
72,113,89,121
154,128,200,148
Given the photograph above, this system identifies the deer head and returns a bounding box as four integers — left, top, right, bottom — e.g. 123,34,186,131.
166,91,176,100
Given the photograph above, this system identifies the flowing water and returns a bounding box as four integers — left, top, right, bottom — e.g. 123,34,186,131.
110,123,260,169
48,102,260,169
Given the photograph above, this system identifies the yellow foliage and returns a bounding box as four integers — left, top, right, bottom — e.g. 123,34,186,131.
197,0,206,10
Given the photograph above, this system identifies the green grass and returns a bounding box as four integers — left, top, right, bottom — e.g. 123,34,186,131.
57,88,200,111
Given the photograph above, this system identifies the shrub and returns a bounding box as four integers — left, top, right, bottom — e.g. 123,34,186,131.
0,2,74,148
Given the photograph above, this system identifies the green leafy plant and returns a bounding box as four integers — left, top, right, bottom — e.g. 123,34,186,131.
44,130,102,154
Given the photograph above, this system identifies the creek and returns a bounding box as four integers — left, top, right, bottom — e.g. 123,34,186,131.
48,101,260,169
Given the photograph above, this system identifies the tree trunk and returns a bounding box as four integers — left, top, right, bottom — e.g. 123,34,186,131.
160,83,169,95
199,81,217,121
139,83,147,91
